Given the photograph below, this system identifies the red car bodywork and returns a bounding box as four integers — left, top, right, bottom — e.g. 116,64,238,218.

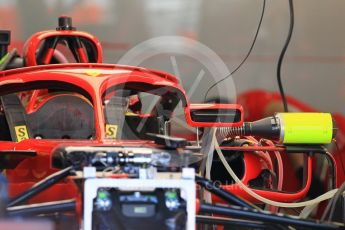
1,25,340,213
0,63,281,207
1,63,186,201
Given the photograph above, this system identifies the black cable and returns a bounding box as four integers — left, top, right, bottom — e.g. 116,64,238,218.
320,182,343,221
321,149,337,189
333,138,345,175
195,176,256,209
199,203,344,229
327,182,345,222
8,166,73,207
7,199,75,217
203,0,266,102
276,0,294,112
196,215,267,229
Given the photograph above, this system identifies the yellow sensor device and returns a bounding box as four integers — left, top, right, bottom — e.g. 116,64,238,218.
275,113,334,144
231,112,336,144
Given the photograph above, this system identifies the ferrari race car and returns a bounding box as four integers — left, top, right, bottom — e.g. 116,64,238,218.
0,17,344,230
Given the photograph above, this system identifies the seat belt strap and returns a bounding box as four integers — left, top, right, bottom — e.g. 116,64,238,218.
0,94,31,142
104,96,128,139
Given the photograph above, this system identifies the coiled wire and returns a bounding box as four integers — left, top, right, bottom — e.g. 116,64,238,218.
217,126,246,140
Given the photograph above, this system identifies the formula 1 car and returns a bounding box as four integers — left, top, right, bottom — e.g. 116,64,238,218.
0,17,344,230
